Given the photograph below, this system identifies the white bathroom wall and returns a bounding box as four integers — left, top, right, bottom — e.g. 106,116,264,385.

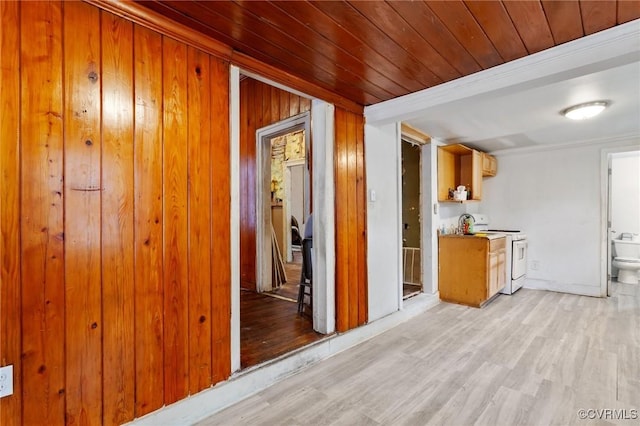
365,122,402,321
611,151,640,237
481,140,639,296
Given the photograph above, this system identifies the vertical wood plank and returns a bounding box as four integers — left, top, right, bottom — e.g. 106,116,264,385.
101,10,135,425
334,107,349,332
20,1,66,424
211,57,231,383
63,3,103,424
187,46,213,393
279,91,290,121
239,79,251,289
0,2,22,425
345,112,358,329
355,114,367,326
133,24,164,417
162,35,189,405
289,94,300,117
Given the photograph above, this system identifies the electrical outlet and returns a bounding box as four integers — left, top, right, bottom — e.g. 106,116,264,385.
531,260,540,271
0,365,14,398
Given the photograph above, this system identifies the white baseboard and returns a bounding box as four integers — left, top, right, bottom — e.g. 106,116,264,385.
524,279,602,297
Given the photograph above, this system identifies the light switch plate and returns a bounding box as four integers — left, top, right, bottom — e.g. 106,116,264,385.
0,365,13,398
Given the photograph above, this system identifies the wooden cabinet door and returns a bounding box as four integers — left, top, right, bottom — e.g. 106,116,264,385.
482,153,497,177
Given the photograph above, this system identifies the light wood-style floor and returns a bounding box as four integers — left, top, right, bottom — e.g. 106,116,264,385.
200,283,639,426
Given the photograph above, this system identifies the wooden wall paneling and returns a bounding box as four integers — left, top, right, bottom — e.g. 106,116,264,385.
345,112,358,329
63,2,103,423
210,57,232,383
279,90,290,121
289,93,300,117
617,1,640,23
133,24,165,417
162,35,190,405
541,0,584,44
19,1,66,424
239,79,251,289
334,107,349,332
463,1,528,62
101,10,136,424
0,2,21,425
187,46,213,393
355,114,367,326
424,1,502,70
502,1,555,54
579,1,617,35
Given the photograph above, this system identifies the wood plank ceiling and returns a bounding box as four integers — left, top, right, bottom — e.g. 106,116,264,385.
137,1,640,106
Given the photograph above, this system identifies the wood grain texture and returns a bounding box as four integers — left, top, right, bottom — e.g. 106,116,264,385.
101,9,136,425
20,2,66,424
542,0,584,44
63,2,103,424
239,291,324,368
118,0,636,107
349,1,459,83
187,46,213,394
0,2,21,425
580,0,617,35
210,56,232,384
133,24,165,417
162,35,190,405
3,2,237,424
355,114,367,327
426,0,503,69
334,107,367,332
463,0,529,62
617,0,640,23
238,78,310,291
503,1,556,54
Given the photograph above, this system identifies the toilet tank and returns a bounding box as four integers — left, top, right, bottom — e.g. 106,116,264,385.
613,238,640,258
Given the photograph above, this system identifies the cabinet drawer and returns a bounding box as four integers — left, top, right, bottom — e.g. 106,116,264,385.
489,237,506,252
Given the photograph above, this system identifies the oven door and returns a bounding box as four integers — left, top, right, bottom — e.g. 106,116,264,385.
512,240,528,280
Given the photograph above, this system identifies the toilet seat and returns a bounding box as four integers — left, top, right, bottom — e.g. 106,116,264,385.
614,257,640,263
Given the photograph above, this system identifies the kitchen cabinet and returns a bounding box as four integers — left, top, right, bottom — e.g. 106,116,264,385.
438,235,506,307
482,153,497,177
437,144,482,202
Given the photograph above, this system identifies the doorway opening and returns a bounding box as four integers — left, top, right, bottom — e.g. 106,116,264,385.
237,75,333,370
256,118,310,298
401,139,423,299
605,148,640,296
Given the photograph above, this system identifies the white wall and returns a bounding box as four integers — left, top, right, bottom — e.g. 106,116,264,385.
480,140,639,296
611,151,640,237
365,122,402,321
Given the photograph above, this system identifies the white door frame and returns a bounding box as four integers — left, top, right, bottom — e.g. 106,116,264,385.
283,158,306,262
256,113,310,293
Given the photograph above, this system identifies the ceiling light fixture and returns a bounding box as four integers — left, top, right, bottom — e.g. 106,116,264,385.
561,101,609,120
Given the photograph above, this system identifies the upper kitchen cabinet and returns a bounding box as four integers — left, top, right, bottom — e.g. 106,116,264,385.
482,152,498,177
437,144,482,202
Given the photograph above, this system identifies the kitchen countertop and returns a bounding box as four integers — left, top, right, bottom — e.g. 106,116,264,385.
439,233,505,240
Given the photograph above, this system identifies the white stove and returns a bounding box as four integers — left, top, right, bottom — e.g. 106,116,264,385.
471,215,528,295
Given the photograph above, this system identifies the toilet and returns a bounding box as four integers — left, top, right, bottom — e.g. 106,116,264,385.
612,234,640,284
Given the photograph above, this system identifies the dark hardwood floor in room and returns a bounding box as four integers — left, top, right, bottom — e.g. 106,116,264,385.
241,286,325,369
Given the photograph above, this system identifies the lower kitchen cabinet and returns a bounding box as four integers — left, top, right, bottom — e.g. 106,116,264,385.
438,235,506,307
